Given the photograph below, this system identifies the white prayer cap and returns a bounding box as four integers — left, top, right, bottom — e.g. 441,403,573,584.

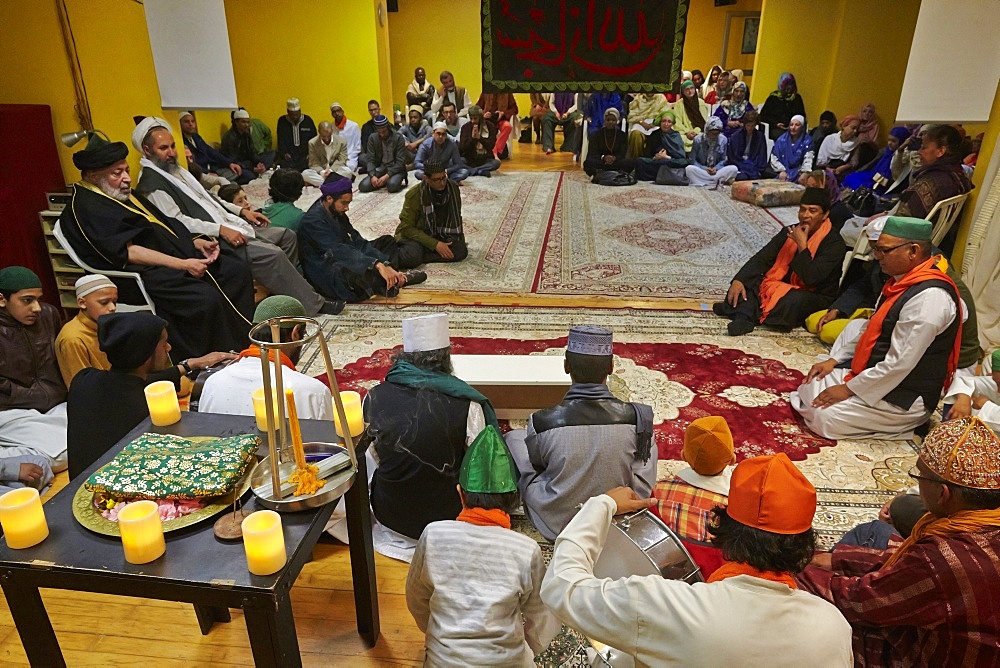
75,274,116,299
233,108,251,119
402,313,450,352
131,116,172,153
865,216,888,241
287,98,301,111
330,101,344,111
432,121,447,131
178,110,194,121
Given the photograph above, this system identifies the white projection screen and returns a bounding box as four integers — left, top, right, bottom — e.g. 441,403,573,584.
896,0,1000,123
144,0,238,109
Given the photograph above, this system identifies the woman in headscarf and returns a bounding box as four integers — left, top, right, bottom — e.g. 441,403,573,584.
713,81,754,138
672,80,710,152
704,71,733,105
691,70,706,96
701,65,722,101
809,110,838,155
816,115,862,180
627,92,672,158
759,72,806,141
636,111,688,181
842,127,911,192
856,103,881,146
685,116,739,188
770,115,813,182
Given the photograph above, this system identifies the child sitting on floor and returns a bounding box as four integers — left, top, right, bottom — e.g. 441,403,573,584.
405,425,559,665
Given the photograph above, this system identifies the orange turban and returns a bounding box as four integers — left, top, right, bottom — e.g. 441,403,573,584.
727,453,816,534
682,416,735,476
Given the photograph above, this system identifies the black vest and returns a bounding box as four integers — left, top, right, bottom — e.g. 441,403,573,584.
365,381,470,539
839,278,960,410
135,168,217,226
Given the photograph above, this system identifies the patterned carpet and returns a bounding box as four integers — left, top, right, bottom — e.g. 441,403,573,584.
299,305,917,549
244,171,790,301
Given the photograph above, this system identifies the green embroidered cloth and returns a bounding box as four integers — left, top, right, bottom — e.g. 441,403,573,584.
85,433,259,500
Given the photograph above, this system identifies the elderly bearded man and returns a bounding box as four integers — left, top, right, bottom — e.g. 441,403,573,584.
791,217,964,440
303,121,351,187
799,417,1000,665
58,133,255,361
132,117,343,317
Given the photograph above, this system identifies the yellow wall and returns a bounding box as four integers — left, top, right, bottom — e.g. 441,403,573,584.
754,0,920,136
682,0,763,89
953,80,1000,269
0,0,176,184
387,0,483,111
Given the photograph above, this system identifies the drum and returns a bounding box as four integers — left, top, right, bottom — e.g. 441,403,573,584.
593,509,703,583
583,510,703,667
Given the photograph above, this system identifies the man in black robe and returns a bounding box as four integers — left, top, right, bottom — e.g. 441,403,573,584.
66,312,170,479
58,134,254,361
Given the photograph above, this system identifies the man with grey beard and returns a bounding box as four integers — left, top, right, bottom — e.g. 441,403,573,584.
131,117,344,316
57,133,255,361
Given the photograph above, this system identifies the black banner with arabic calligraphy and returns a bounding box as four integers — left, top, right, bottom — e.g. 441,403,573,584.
482,0,689,94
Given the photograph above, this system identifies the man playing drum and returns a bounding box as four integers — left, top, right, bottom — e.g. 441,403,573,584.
541,453,852,666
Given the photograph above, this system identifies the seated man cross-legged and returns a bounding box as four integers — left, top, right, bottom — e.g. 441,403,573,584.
505,326,656,541
714,187,845,336
792,217,964,440
358,115,409,194
394,162,468,270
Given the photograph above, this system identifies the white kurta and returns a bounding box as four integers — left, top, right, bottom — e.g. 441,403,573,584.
198,358,333,420
333,119,362,172
792,287,958,440
406,520,559,666
0,404,68,472
540,495,853,667
944,374,1000,430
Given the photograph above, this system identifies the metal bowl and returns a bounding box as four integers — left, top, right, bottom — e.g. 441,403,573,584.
250,442,355,512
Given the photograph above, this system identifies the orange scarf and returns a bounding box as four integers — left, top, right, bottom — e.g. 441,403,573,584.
456,507,511,529
706,561,798,589
236,346,296,371
882,508,1000,569
758,218,832,324
846,255,961,386
334,116,347,131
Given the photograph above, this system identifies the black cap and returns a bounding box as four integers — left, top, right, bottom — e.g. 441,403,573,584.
98,312,168,369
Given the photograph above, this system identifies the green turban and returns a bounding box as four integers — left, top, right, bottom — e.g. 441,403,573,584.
991,349,1000,371
0,266,42,293
882,216,932,241
459,425,518,494
253,295,306,327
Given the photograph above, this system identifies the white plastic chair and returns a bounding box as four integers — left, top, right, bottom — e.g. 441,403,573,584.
926,192,970,247
53,220,156,314
839,227,873,288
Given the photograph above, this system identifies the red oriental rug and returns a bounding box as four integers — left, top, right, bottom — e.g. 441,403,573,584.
322,335,834,463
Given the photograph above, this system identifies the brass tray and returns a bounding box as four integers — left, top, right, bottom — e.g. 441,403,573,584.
72,465,254,537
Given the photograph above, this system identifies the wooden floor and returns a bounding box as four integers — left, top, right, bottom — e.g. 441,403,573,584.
0,143,591,666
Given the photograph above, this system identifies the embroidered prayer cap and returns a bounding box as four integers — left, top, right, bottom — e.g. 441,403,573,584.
233,108,250,120
604,107,621,120
459,425,518,494
567,325,613,356
727,453,816,534
286,98,300,111
800,186,831,212
919,417,1000,489
402,313,449,352
0,266,42,293
253,295,305,327
98,311,167,370
72,132,129,171
407,105,424,115
882,216,932,241
329,101,344,111
320,174,353,198
865,217,887,241
373,114,390,128
131,116,172,153
991,349,1000,372
705,116,724,132
682,416,735,476
74,274,116,299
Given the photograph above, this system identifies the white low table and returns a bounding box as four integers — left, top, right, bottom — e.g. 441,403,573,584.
451,355,571,420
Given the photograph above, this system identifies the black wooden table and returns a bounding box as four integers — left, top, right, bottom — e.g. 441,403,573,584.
0,412,379,667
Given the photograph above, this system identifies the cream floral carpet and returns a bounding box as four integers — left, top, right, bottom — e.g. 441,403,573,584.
245,171,793,301
300,305,917,549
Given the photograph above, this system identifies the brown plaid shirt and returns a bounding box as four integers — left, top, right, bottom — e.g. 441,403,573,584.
652,478,728,543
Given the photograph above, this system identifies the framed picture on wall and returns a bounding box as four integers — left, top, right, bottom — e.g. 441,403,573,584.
741,17,760,55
